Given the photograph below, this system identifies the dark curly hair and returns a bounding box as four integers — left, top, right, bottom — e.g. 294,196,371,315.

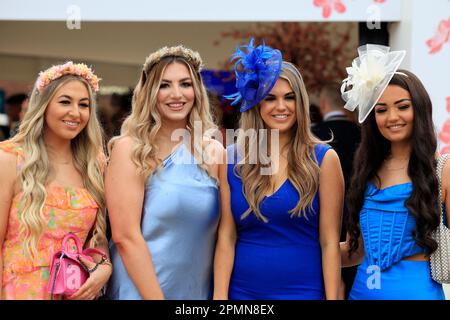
347,69,440,257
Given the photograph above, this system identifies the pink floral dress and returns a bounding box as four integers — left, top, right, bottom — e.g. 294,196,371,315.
0,141,100,300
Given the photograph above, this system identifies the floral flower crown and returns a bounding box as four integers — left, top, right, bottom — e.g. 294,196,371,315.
143,45,204,73
36,61,100,93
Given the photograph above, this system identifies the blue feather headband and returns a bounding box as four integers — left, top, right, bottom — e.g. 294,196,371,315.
225,38,282,112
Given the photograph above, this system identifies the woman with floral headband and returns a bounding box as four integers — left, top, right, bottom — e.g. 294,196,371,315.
340,44,447,299
213,39,344,300
106,45,225,300
0,62,111,300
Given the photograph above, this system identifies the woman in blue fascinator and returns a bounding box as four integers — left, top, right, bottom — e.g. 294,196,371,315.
340,45,447,299
213,39,344,300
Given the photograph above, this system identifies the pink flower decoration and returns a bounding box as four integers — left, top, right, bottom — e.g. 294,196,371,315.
35,61,100,93
426,18,450,54
374,0,386,3
313,0,346,19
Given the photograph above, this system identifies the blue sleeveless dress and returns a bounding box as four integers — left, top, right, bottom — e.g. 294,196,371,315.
107,143,220,300
349,182,445,300
227,143,331,300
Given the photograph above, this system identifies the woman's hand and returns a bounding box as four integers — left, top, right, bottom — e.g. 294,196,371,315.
66,255,112,300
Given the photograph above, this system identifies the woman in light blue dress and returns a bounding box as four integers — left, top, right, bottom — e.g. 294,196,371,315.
340,45,447,299
105,46,225,299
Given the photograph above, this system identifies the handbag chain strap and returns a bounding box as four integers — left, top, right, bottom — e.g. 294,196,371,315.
50,252,67,300
50,259,61,300
436,154,450,224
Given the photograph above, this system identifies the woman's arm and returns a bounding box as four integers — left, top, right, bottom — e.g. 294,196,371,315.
68,151,112,300
68,213,113,300
340,233,365,267
86,151,111,257
213,149,237,300
67,246,112,300
319,149,344,300
105,137,164,299
0,150,17,299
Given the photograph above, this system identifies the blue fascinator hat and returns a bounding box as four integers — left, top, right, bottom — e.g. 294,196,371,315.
225,38,282,112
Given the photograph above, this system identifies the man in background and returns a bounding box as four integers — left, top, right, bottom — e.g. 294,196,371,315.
5,93,28,138
312,83,361,299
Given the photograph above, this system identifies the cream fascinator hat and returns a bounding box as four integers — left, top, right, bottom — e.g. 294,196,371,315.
341,44,406,123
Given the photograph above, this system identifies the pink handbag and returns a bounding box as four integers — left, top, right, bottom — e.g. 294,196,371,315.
46,232,107,299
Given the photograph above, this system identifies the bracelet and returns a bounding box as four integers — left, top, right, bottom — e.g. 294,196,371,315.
76,255,91,273
88,259,112,274
98,256,113,268
76,255,111,274
88,262,100,274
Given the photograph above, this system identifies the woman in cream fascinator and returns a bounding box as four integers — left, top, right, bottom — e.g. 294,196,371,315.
340,44,447,300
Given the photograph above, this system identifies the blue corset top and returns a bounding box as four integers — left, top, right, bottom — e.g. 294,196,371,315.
360,182,425,270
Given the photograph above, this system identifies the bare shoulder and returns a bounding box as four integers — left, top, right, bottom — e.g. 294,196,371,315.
0,148,18,188
320,147,340,167
106,136,147,186
0,148,17,174
109,136,142,164
110,136,136,155
107,136,142,173
0,147,17,164
203,137,226,162
203,137,225,152
319,147,343,185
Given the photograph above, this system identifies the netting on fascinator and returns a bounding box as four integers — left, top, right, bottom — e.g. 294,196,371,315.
341,44,406,123
225,38,282,112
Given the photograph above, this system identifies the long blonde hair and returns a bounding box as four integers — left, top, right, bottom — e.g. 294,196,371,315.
12,74,107,258
236,61,323,222
109,51,217,179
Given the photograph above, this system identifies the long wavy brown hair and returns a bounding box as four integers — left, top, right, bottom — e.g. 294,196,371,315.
347,70,440,256
235,61,323,222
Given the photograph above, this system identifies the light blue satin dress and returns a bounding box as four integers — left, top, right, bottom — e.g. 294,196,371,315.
107,143,220,300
